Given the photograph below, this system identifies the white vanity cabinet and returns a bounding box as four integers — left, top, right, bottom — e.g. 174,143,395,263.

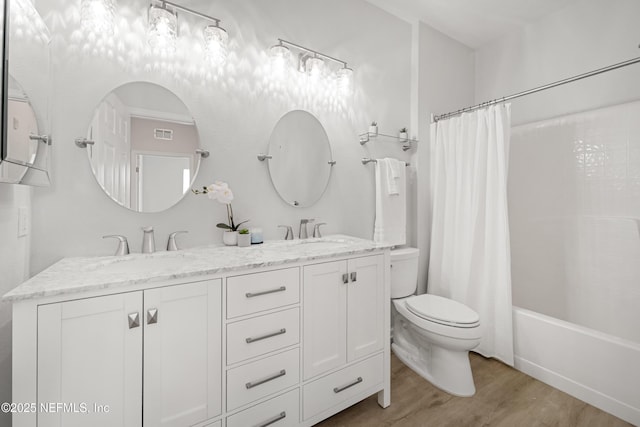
8,236,390,427
35,279,222,427
303,255,385,380
302,255,386,422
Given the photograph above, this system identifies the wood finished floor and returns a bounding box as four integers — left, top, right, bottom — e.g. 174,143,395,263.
316,353,632,427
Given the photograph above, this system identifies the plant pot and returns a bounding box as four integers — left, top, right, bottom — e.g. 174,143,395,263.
222,231,238,246
237,233,252,247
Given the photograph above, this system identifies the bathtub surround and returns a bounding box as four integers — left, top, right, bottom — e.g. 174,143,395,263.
428,104,514,366
475,0,640,423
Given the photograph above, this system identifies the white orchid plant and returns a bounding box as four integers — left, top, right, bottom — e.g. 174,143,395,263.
192,181,249,231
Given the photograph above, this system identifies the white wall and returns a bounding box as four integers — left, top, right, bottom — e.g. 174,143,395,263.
475,0,640,126
0,185,31,427
25,0,415,274
415,22,475,294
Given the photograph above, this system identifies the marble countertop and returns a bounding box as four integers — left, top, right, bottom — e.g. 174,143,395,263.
3,235,392,302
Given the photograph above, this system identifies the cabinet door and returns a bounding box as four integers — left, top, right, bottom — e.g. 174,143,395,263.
38,292,143,427
143,279,222,427
347,255,384,361
303,260,347,380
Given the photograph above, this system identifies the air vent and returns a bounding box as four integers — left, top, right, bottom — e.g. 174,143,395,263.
154,128,173,140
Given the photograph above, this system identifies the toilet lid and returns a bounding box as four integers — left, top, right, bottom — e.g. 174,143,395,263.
406,294,480,327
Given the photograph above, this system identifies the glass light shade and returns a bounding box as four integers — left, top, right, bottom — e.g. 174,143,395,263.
305,56,325,79
148,4,178,51
204,25,228,66
269,44,291,78
81,0,116,35
337,67,354,95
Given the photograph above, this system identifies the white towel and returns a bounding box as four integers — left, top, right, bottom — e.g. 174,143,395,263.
373,159,406,246
384,157,403,195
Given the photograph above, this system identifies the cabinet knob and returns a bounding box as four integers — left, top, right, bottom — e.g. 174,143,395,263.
147,308,158,325
128,312,140,329
342,273,349,284
350,272,357,282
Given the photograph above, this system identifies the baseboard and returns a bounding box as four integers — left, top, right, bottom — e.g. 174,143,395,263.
514,356,640,426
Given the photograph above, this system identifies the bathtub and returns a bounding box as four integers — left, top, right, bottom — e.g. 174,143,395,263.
513,307,640,425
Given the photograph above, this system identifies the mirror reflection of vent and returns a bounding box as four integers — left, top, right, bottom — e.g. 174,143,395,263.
154,128,173,140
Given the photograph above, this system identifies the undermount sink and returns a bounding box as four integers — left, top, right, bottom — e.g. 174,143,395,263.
88,253,197,275
291,237,348,245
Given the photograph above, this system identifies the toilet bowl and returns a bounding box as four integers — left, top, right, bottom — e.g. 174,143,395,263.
390,248,481,397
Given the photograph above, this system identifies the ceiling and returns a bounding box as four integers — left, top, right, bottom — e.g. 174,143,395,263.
365,0,578,48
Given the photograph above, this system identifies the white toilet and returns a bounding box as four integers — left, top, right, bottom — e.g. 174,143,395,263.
390,248,482,397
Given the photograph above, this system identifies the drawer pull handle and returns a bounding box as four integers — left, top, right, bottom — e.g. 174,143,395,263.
333,376,363,393
256,411,286,427
246,286,286,298
246,369,286,389
246,328,287,343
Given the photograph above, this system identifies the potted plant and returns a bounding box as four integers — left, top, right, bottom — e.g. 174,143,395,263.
369,121,378,135
237,228,252,247
192,181,249,246
399,127,408,142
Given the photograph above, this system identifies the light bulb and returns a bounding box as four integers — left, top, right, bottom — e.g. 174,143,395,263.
204,25,228,66
306,56,325,80
81,0,116,35
269,44,291,79
148,4,177,51
337,67,354,96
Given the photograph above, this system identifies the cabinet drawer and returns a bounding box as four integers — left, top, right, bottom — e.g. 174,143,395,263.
227,268,300,318
226,388,299,427
227,348,300,411
227,308,300,365
303,353,383,420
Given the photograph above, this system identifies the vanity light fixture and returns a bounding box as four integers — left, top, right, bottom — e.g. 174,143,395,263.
81,0,117,35
272,38,354,95
269,41,292,78
148,2,178,51
305,54,325,80
147,0,229,64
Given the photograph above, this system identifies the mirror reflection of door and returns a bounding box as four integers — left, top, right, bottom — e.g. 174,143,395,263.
85,82,200,212
136,154,190,212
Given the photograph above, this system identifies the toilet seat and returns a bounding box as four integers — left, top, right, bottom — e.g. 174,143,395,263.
405,294,479,328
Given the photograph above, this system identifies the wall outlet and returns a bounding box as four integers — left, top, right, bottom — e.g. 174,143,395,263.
18,207,29,237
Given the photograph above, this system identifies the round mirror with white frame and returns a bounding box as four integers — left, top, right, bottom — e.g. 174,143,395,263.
267,110,333,207
84,82,203,213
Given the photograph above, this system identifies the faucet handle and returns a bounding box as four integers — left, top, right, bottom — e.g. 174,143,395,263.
167,231,188,251
313,223,326,238
103,235,130,256
278,225,294,240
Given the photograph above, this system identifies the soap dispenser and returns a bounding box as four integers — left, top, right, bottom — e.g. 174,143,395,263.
142,226,156,254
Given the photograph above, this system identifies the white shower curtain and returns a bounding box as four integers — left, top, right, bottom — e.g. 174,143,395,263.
428,104,514,366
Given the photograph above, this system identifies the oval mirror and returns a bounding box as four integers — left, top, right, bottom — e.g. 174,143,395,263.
0,75,50,185
85,82,203,213
267,110,333,207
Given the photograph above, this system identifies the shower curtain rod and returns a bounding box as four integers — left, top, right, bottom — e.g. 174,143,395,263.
432,55,640,122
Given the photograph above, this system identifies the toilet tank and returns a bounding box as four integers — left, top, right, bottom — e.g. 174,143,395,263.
390,247,420,299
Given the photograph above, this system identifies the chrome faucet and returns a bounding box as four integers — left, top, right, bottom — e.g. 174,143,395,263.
141,227,155,254
278,225,294,240
167,231,188,251
299,219,315,239
313,223,326,238
103,235,130,256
